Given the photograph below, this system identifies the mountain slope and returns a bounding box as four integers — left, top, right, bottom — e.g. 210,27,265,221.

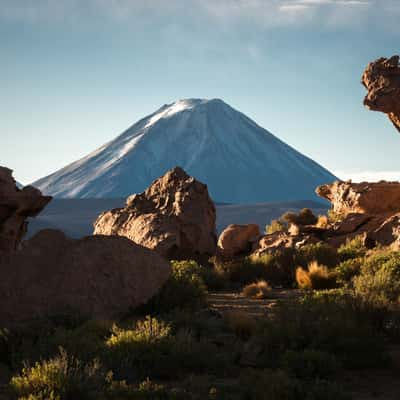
33,98,336,203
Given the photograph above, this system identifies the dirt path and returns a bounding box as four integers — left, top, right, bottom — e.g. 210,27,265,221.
207,289,302,317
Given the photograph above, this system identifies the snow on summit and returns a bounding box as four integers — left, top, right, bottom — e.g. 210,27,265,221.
33,98,336,203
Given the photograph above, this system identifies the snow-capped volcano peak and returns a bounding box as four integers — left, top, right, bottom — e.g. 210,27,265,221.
33,98,336,203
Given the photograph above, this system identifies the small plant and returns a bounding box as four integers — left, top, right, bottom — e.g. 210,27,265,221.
338,235,367,262
335,258,363,284
10,348,106,400
354,250,400,308
139,260,208,313
296,243,338,268
265,219,286,234
242,280,271,299
296,261,337,290
327,209,344,223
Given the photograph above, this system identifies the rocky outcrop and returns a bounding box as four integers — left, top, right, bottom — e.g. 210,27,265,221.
0,167,51,254
316,181,400,216
0,229,171,325
218,224,260,258
93,167,217,260
252,231,319,255
362,55,400,133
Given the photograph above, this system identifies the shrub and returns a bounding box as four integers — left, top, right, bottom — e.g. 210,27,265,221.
338,235,367,262
335,258,363,284
105,316,228,381
10,348,106,400
265,219,286,234
254,292,387,369
353,251,400,308
242,280,271,299
282,208,318,226
327,210,344,223
296,243,338,268
223,310,257,339
281,349,339,379
296,262,337,290
139,260,207,313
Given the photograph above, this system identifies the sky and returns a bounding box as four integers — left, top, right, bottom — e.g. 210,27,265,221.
1,0,400,185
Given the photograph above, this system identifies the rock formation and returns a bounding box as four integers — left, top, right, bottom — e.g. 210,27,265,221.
93,167,217,260
316,180,400,216
362,55,400,133
218,224,260,258
0,167,51,254
0,229,171,325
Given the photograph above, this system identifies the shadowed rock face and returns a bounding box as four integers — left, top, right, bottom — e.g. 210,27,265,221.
0,229,171,325
0,166,51,254
93,167,217,260
362,55,400,133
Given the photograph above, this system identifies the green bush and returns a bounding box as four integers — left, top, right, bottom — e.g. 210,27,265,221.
354,251,400,308
335,258,363,284
139,261,208,314
10,348,107,400
105,316,228,381
253,292,387,369
338,236,367,262
296,243,338,269
215,249,297,287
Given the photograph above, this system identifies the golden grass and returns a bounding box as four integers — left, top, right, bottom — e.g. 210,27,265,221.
296,261,337,290
242,280,271,299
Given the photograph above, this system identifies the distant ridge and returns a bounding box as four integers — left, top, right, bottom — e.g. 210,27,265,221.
33,98,336,203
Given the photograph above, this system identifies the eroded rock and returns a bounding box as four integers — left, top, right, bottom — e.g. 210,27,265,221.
0,229,170,325
362,55,400,133
93,167,217,260
218,224,260,258
316,181,400,216
0,167,51,254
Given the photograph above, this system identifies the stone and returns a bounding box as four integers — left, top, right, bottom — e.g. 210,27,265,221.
333,213,371,235
93,167,217,260
316,180,400,216
217,224,260,258
362,55,400,133
0,167,51,254
0,229,171,325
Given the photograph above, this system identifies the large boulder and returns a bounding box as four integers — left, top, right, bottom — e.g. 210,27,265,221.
362,55,400,133
0,229,170,325
0,167,51,254
316,181,400,216
217,224,260,258
93,167,217,260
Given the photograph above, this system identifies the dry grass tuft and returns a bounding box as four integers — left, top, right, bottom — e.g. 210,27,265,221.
242,280,271,299
296,261,337,290
223,310,257,338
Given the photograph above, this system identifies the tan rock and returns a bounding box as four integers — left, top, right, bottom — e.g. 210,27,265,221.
366,213,400,248
316,180,400,216
0,167,51,254
217,224,260,258
362,55,400,133
252,231,319,255
0,229,170,325
94,167,217,260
